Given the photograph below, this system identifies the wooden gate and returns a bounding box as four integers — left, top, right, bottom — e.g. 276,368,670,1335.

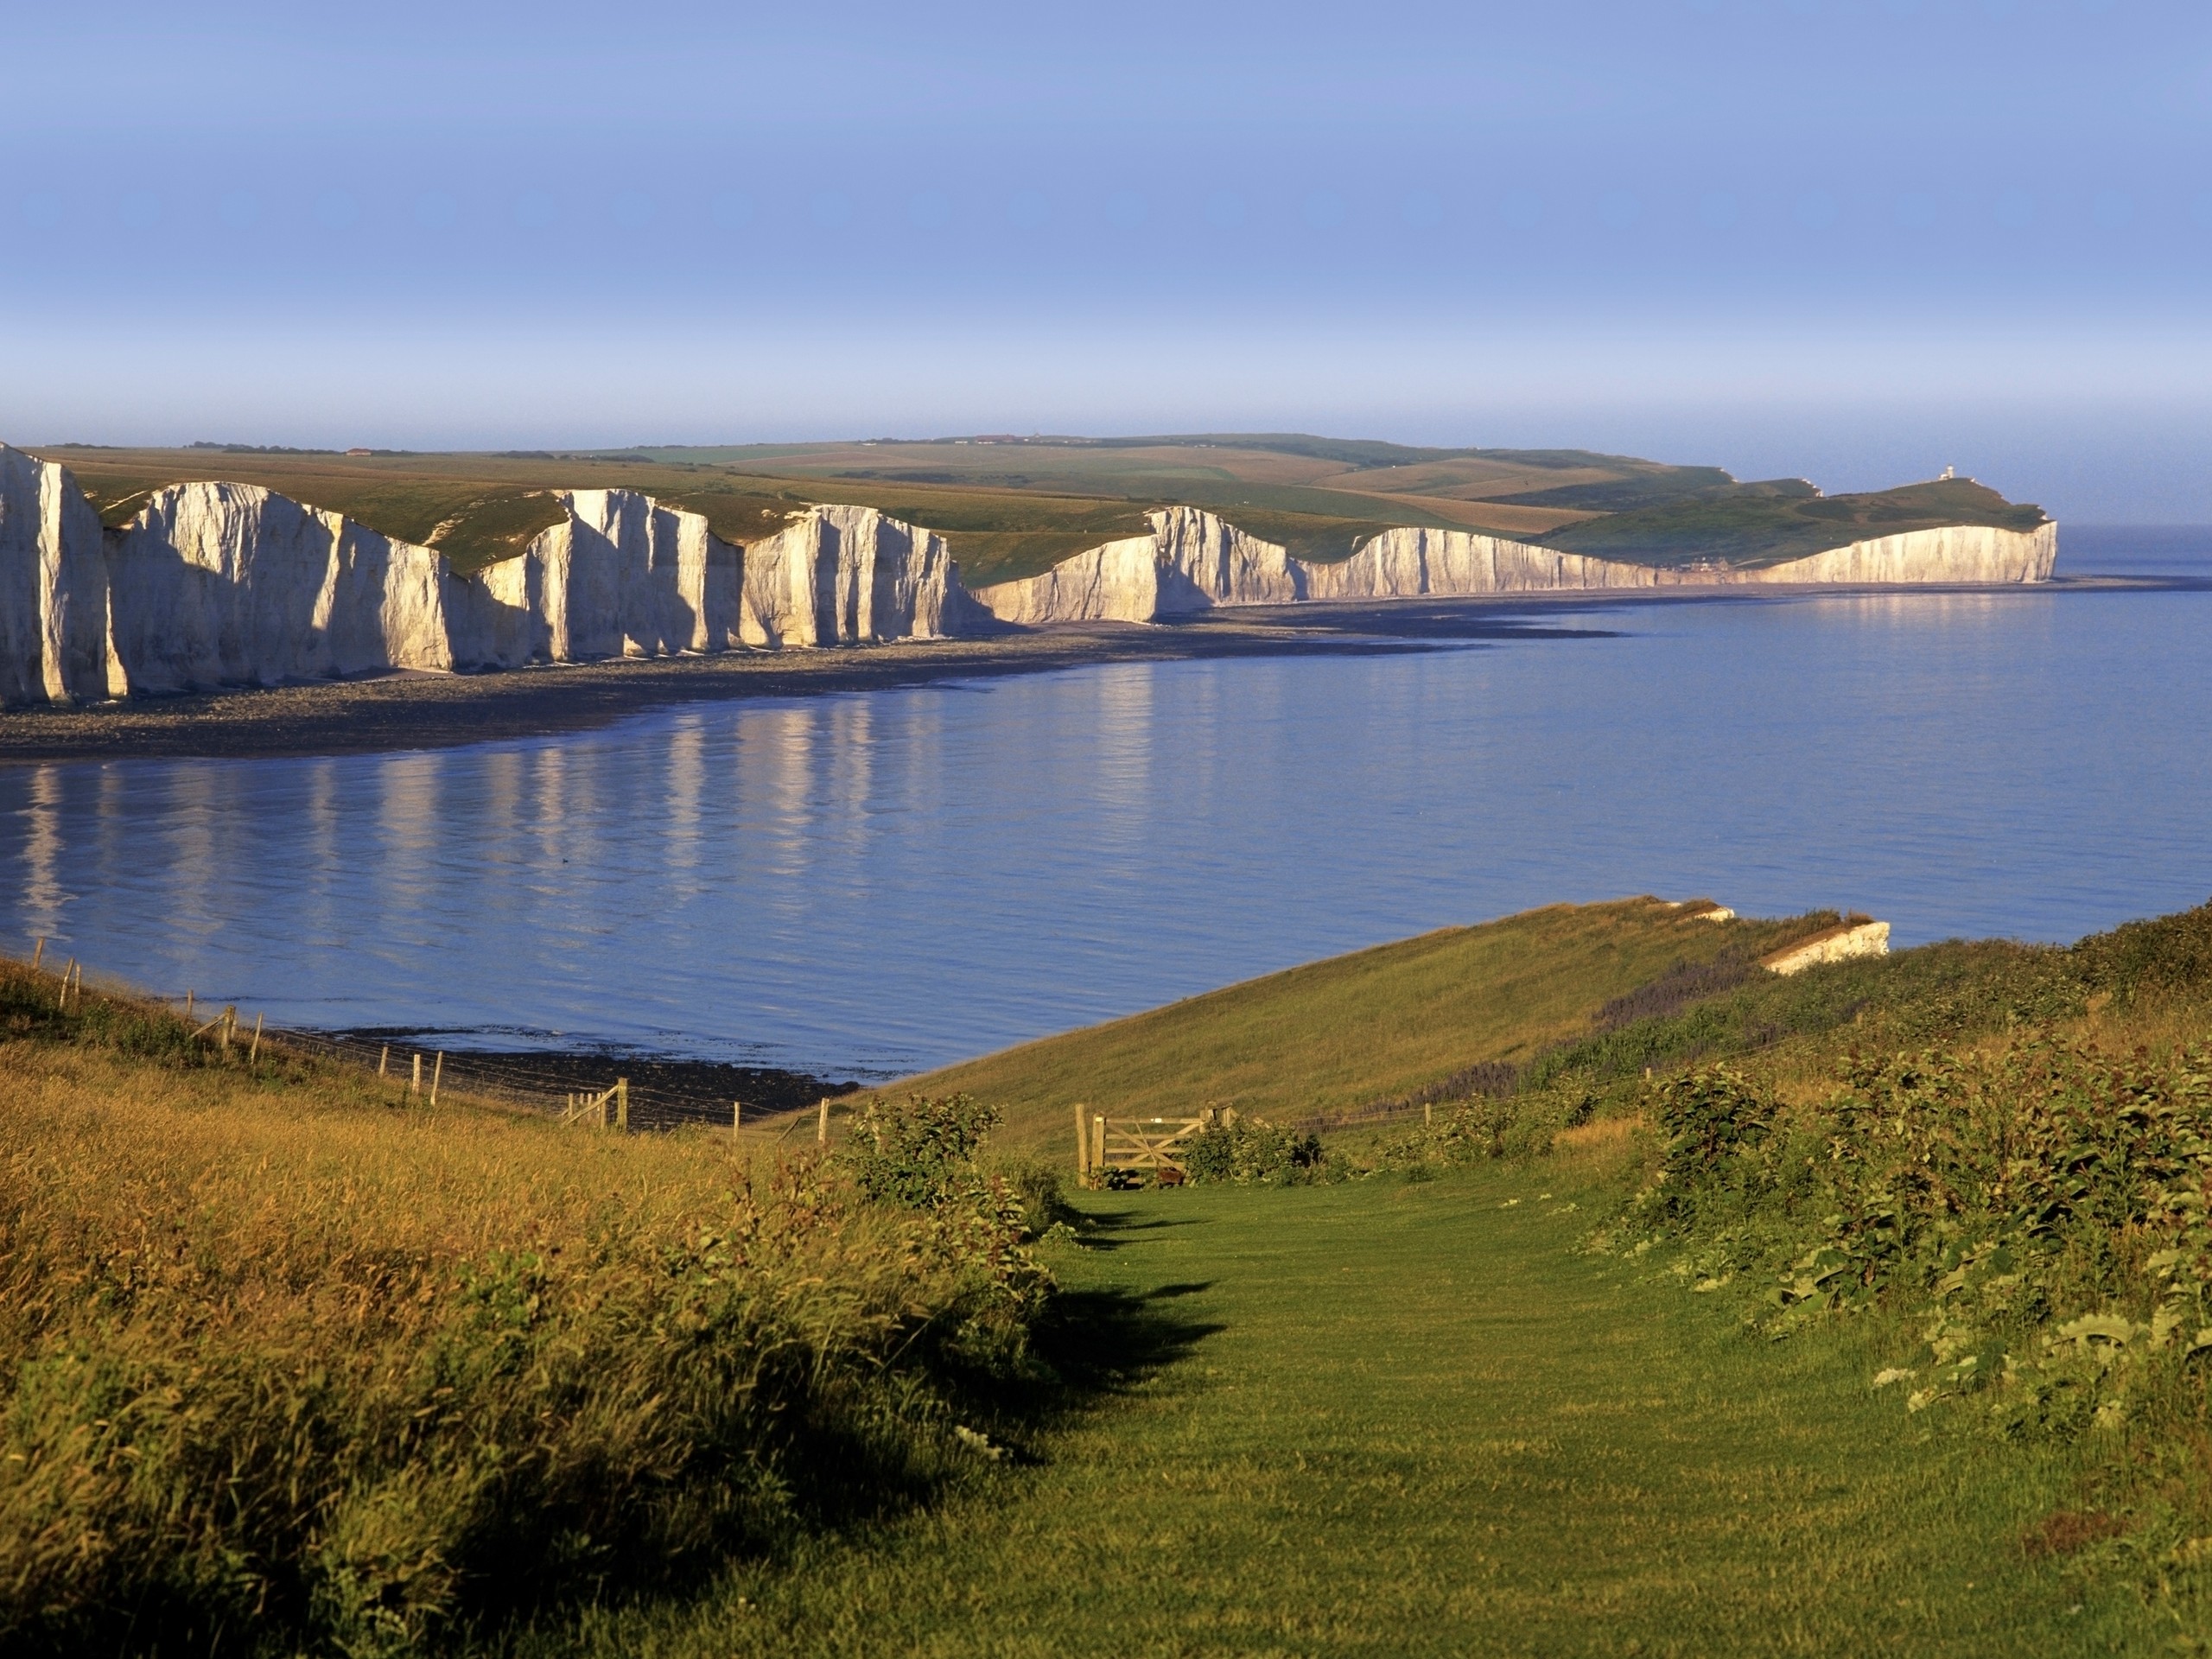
1075,1106,1236,1185
561,1077,629,1129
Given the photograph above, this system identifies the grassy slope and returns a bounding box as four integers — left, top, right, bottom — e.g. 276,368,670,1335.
903,899,1826,1156
0,963,1043,1654
530,1165,2151,1657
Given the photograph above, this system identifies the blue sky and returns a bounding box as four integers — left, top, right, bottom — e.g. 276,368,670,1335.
6,0,2209,518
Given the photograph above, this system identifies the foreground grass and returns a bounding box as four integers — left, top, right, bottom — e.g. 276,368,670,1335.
907,898,1830,1153
518,1162,2157,1656
0,967,1046,1654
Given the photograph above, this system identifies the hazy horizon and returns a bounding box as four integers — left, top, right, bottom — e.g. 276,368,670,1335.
9,0,2211,523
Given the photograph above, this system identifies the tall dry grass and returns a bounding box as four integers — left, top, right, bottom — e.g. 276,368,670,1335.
0,964,1047,1656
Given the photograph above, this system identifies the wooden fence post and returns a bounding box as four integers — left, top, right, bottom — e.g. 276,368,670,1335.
429,1052,444,1109
220,1007,235,1052
57,959,73,1013
378,1045,389,1077
249,1014,264,1063
411,1053,422,1096
817,1096,830,1145
1075,1103,1091,1182
1424,1102,1432,1127
733,1099,743,1135
30,938,43,972
1091,1114,1105,1176
184,988,194,1020
615,1077,627,1130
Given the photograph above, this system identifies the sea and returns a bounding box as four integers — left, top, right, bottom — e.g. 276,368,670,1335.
3,527,2207,1082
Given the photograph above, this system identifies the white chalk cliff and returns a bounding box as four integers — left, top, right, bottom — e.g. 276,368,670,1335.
446,490,741,671
735,504,991,647
106,481,457,690
975,506,1304,624
0,444,999,705
974,511,2058,625
0,442,2059,707
0,446,118,705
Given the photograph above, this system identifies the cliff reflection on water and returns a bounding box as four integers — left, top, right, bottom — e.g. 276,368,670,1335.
2,558,2209,1079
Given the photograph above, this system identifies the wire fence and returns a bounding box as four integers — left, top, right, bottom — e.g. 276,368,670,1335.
255,1026,855,1134
32,944,853,1135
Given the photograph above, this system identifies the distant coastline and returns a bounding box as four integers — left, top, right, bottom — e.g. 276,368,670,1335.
4,437,2059,721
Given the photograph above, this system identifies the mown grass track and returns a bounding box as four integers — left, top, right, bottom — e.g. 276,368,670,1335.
522,1164,2157,1657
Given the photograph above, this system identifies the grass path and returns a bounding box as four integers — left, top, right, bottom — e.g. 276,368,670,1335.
532,1167,2162,1656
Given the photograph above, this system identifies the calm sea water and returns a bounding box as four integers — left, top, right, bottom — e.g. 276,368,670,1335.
3,527,2207,1079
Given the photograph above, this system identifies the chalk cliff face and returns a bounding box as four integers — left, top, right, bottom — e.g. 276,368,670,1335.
453,499,988,662
976,507,1303,624
0,446,118,705
972,528,1171,626
105,481,455,693
1727,522,2056,587
740,505,992,646
1,447,995,702
1303,527,1662,600
446,491,742,671
976,513,2057,625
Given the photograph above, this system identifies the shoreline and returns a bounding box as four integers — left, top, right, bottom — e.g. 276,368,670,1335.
0,576,2164,766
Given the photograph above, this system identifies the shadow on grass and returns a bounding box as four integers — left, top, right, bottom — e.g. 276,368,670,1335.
1022,1282,1224,1410
1067,1205,1211,1251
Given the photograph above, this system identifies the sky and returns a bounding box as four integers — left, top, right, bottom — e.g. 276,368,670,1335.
5,0,2210,519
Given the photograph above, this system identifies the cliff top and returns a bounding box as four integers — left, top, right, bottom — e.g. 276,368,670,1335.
25,435,2049,582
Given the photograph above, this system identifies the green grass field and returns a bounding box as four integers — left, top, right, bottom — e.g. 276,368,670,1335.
517,1166,2154,1657
903,899,1831,1155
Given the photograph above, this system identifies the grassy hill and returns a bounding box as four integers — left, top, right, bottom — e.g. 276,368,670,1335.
899,898,1833,1155
7,902,2209,1653
29,435,2049,585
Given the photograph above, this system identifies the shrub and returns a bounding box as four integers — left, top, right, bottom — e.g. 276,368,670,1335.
1615,1035,2212,1445
2072,898,2212,1002
1370,1083,1601,1174
1181,1117,1331,1185
839,1093,1001,1210
985,1152,1079,1237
